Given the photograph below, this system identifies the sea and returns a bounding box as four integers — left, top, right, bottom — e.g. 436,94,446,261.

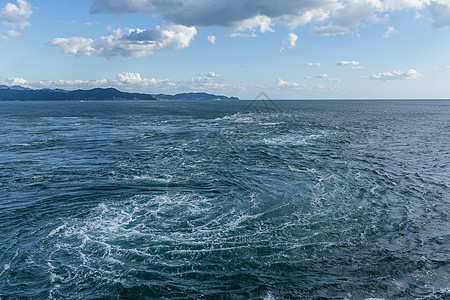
0,100,449,299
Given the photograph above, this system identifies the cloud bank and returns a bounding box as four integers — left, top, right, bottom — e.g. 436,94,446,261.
89,0,450,33
1,72,227,93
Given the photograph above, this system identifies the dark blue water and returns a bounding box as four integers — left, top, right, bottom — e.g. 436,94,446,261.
0,100,449,299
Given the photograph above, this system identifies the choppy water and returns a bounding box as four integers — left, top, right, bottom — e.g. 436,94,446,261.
0,100,449,299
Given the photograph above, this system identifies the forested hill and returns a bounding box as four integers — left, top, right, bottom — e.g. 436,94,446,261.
0,86,239,101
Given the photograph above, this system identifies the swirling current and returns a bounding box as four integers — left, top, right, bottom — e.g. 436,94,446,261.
0,100,449,299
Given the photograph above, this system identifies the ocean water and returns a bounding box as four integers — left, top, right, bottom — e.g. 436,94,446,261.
0,100,449,299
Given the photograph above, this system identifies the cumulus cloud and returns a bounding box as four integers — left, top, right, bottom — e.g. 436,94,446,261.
383,26,399,38
207,34,216,44
50,24,197,58
2,77,30,86
370,69,423,80
116,72,144,85
306,62,322,67
0,0,32,41
280,32,298,53
337,60,360,67
276,78,305,90
337,60,365,70
0,0,32,28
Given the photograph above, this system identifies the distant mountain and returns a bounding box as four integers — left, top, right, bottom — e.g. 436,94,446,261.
154,92,239,101
0,87,155,101
0,85,32,91
0,86,239,101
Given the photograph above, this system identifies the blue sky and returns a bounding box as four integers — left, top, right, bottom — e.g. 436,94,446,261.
1,0,450,99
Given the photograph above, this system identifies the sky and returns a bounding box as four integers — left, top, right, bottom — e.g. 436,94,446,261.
1,0,450,99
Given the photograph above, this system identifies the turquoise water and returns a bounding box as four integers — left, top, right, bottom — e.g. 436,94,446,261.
0,100,449,299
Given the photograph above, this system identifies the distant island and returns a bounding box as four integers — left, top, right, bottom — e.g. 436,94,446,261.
0,85,239,101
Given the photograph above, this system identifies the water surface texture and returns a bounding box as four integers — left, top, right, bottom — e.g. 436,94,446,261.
0,100,449,299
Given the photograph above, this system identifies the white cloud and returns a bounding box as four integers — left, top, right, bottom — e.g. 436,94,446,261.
115,72,176,88
0,0,32,28
116,72,144,85
33,75,175,91
337,60,361,67
0,0,32,41
2,77,29,86
306,62,322,67
280,32,298,53
276,78,305,90
50,24,197,58
2,72,228,93
36,79,111,90
383,26,399,38
50,36,96,56
370,69,423,80
207,34,216,44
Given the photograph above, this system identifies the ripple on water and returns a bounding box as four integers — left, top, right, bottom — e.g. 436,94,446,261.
0,100,449,299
